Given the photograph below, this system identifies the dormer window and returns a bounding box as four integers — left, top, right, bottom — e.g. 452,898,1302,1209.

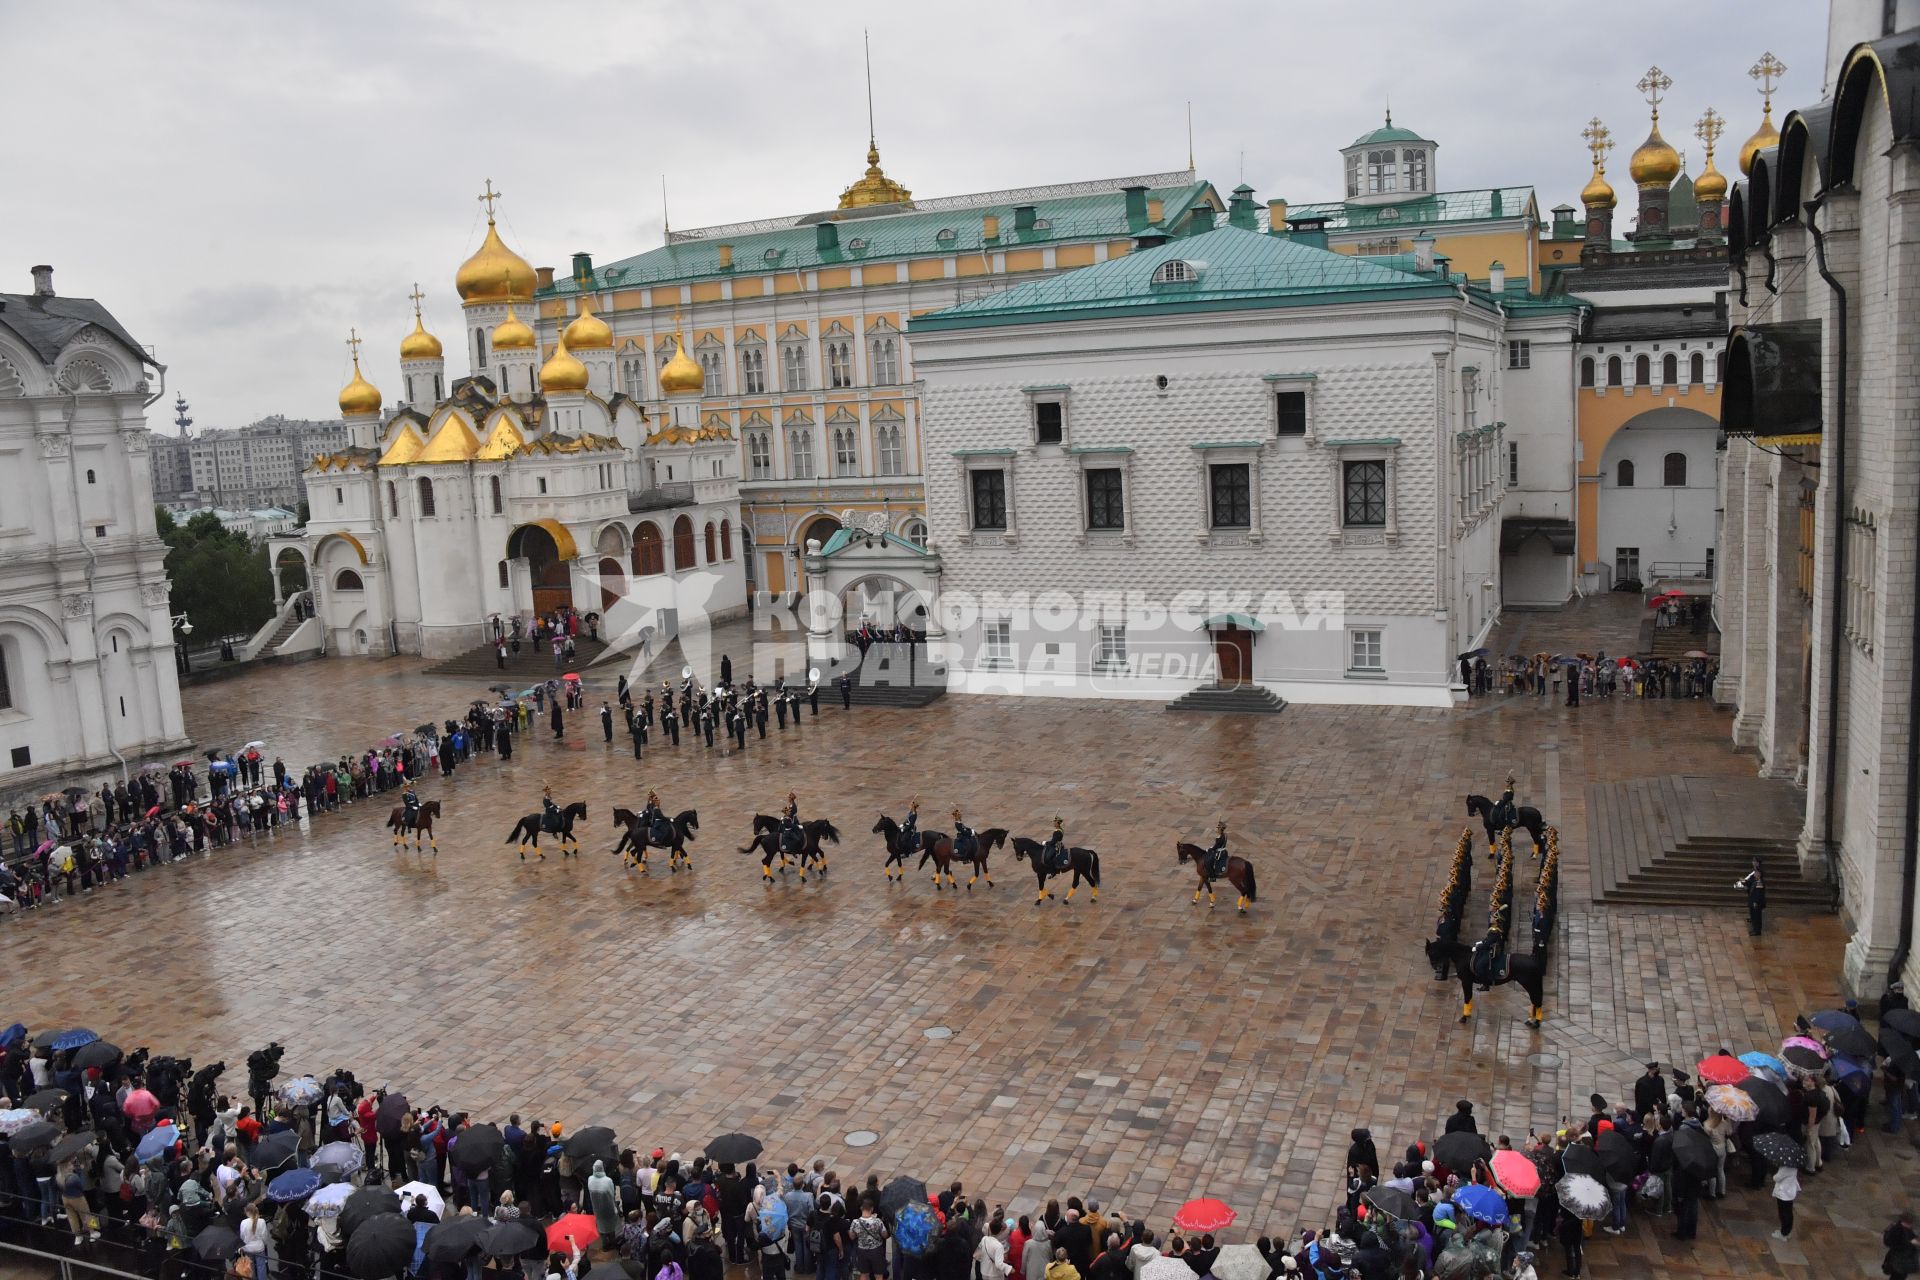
1404,147,1429,193
847,237,867,251
1376,208,1399,222
1152,260,1196,285
1367,150,1397,194
1032,217,1052,230
762,248,783,264
936,228,958,245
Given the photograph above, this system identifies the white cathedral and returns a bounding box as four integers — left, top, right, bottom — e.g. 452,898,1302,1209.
278,199,747,661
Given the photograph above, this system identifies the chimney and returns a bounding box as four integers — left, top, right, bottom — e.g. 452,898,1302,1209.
30,265,53,297
717,243,734,269
571,251,594,288
1266,199,1288,235
1013,205,1037,232
1187,204,1216,236
1434,254,1452,279
1227,184,1257,230
1122,185,1149,223
1287,216,1329,250
1146,197,1164,223
1413,234,1436,273
1488,261,1507,294
1550,204,1577,238
816,222,839,251
535,265,557,290
982,214,1000,240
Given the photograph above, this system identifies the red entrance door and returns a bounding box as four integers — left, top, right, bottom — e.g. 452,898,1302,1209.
1212,626,1254,686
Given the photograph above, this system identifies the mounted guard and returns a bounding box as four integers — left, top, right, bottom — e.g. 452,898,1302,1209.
899,797,920,853
780,791,805,858
1043,816,1069,874
1205,821,1230,880
642,790,672,850
952,807,977,862
540,784,563,835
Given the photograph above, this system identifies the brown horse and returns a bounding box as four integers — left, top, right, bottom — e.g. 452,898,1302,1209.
386,800,442,853
1176,841,1258,913
916,827,1008,891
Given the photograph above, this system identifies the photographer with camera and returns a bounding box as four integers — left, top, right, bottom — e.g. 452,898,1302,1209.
246,1042,284,1119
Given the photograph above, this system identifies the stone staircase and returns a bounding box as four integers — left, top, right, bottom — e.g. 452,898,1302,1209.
830,646,947,708
1167,684,1289,715
1588,774,1831,908
424,636,613,680
256,612,307,656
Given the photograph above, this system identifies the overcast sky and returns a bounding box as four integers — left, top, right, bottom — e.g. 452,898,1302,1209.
3,1,1826,430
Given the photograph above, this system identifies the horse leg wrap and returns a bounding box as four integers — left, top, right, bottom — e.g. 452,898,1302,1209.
1531,1006,1544,1024
763,865,772,880
1461,1000,1473,1019
1066,887,1076,901
1192,890,1202,904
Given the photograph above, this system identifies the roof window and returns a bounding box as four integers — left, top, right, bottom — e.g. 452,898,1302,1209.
1152,260,1197,285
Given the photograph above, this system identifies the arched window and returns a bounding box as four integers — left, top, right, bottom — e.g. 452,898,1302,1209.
827,342,853,388
1689,352,1705,384
489,475,503,514
704,521,717,563
1607,356,1623,387
1617,459,1636,487
1152,260,1195,284
334,569,364,591
416,477,435,517
1661,353,1678,385
877,423,903,476
720,519,732,561
1663,452,1687,486
903,518,928,549
870,337,898,384
1403,147,1428,192
387,481,398,517
1715,350,1726,382
1580,357,1595,388
498,560,510,589
85,469,96,484
672,515,696,570
1634,355,1651,386
1366,149,1396,193
631,523,664,576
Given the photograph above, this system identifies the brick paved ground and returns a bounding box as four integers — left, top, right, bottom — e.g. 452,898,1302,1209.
7,603,1916,1279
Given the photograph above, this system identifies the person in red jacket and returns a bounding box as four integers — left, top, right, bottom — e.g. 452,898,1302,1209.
356,1095,380,1176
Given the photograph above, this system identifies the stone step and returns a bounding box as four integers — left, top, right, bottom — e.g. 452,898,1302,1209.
424,637,615,679
1167,685,1289,715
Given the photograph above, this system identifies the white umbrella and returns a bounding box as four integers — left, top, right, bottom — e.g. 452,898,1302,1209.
1141,1258,1196,1280
307,1183,354,1219
312,1141,364,1181
394,1181,444,1218
1558,1173,1610,1221
1212,1244,1270,1280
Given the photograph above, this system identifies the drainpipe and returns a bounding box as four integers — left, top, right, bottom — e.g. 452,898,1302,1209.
1804,197,1848,910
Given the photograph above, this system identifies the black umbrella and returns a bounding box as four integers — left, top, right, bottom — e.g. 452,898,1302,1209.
1882,1028,1920,1076
22,1087,67,1111
1737,1078,1792,1129
481,1219,542,1259
451,1123,504,1174
1886,1008,1920,1039
425,1214,490,1263
1752,1131,1807,1170
1827,1025,1880,1059
876,1176,928,1218
11,1120,60,1152
1362,1186,1419,1220
1671,1126,1717,1179
50,1131,98,1163
1594,1131,1641,1182
250,1129,300,1170
71,1041,122,1071
346,1212,416,1279
703,1132,763,1164
562,1125,618,1167
339,1187,403,1240
192,1224,243,1262
1781,1045,1828,1074
1433,1130,1491,1172
374,1093,409,1137
1560,1142,1603,1181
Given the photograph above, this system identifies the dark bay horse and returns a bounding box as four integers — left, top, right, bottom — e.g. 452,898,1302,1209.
1424,938,1548,1026
872,815,919,882
611,807,700,872
386,800,442,853
505,801,588,861
917,827,1008,890
1464,794,1547,857
741,816,840,882
1011,837,1102,905
1175,841,1258,912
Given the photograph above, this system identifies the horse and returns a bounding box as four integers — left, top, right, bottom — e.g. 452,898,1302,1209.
505,801,588,861
1424,938,1548,1026
1011,837,1102,905
611,807,700,872
385,800,442,854
916,827,1008,891
740,816,841,883
872,815,919,882
1464,794,1547,858
1175,841,1258,913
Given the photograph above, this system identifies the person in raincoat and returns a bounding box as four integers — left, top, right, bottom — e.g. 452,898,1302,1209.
1043,1247,1079,1280
589,1160,622,1246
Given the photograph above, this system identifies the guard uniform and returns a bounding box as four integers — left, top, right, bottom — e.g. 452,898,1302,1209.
952,808,976,862
1043,818,1068,874
780,792,804,856
1206,822,1230,879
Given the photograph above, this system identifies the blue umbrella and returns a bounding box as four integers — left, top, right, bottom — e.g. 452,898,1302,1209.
0,1023,26,1050
757,1197,789,1240
268,1168,322,1203
1740,1051,1787,1078
52,1028,100,1052
1830,1055,1870,1082
1809,1009,1862,1034
279,1076,323,1106
135,1122,181,1163
894,1201,937,1256
1454,1184,1508,1227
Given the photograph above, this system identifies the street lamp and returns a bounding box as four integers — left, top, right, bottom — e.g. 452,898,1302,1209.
172,612,194,674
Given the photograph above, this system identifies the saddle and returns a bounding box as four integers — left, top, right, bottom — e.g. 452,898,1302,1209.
541,810,562,834
650,819,674,847
1469,944,1509,989
1046,846,1070,874
780,827,804,854
1205,850,1230,879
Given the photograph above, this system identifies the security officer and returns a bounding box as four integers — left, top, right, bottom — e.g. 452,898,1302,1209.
599,701,614,744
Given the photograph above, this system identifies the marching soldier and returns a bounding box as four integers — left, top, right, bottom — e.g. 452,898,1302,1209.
641,689,655,729
774,686,789,729
700,701,716,749
599,701,614,744
628,706,645,760
754,690,769,739
730,701,748,749
808,681,820,716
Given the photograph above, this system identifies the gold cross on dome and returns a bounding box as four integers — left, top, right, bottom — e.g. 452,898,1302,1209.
1582,117,1613,167
1638,66,1672,115
408,282,426,316
1750,52,1787,107
478,180,502,218
1695,107,1725,157
346,328,363,361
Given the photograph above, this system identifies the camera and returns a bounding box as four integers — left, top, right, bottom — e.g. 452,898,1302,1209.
247,1042,286,1083
327,1068,364,1102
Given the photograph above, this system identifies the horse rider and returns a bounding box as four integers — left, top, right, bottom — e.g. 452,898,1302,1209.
1469,922,1508,991
1043,816,1069,874
899,797,920,854
1490,773,1519,841
1206,820,1230,880
641,789,671,848
952,807,977,862
401,779,421,827
540,784,562,834
779,791,804,857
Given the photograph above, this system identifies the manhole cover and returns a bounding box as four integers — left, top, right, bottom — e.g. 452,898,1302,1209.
924,1026,952,1040
846,1131,879,1148
1527,1053,1562,1069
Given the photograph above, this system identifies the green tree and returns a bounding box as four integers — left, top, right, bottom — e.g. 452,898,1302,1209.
157,507,277,641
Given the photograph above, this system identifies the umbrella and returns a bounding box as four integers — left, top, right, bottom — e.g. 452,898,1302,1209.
1671,1127,1717,1179
308,1182,355,1219
1595,1131,1641,1182
1832,1055,1872,1083
1740,1051,1787,1078
313,1141,365,1178
1453,1185,1508,1228
139,761,166,773
1738,1078,1792,1128
0,1023,24,1049
1173,1197,1236,1233
393,1183,444,1219
1809,1009,1863,1034
250,1129,300,1170
193,1225,243,1263
144,806,162,819
546,1213,601,1254
1140,1260,1197,1280
758,1196,789,1240
1883,1027,1920,1076
279,1076,323,1106
71,1040,121,1071
1752,1132,1808,1169
1560,1143,1602,1181
1684,649,1710,659
11,1120,60,1152
1558,1174,1610,1221
877,1175,928,1217
269,1168,323,1203
450,1122,504,1174
1490,1150,1540,1197
0,1109,41,1135
1705,1084,1760,1122
1782,1035,1828,1058
203,749,223,762
1434,1130,1492,1172
893,1201,938,1256
1827,1025,1880,1059
1886,1008,1920,1039
346,1212,417,1279
134,1122,181,1162
1782,1045,1829,1074
50,1131,98,1163
561,672,582,683
121,1087,159,1118
61,785,85,799
1647,591,1683,608
1210,1244,1271,1280
481,1219,542,1258
375,1092,409,1136
243,740,266,750
50,1028,99,1052
1362,1186,1419,1220
425,1215,491,1263
22,1087,68,1111
1704,1059,1751,1090
563,1125,618,1167
704,1132,764,1164
339,1187,403,1239
1457,648,1490,659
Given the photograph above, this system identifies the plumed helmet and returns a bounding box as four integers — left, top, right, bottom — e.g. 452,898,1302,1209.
1217,820,1227,834
1053,816,1064,830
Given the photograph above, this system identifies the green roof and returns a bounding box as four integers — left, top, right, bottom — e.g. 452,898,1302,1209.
1278,187,1537,232
544,181,1218,296
912,225,1475,329
1351,123,1429,146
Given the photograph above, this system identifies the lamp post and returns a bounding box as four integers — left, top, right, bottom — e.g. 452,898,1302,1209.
171,612,194,674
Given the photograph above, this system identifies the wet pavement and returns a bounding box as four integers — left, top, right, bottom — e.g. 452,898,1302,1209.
7,603,1916,1279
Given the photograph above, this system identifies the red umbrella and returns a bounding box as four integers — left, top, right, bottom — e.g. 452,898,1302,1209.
144,806,163,819
562,672,582,683
546,1214,599,1254
1491,1150,1540,1197
1648,591,1684,608
1172,1198,1235,1233
122,1088,159,1118
1697,1054,1749,1086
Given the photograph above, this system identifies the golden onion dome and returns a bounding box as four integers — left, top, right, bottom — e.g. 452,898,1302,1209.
338,357,383,417
562,299,613,349
1629,121,1682,188
658,337,704,395
838,141,914,210
491,303,536,351
538,334,590,395
1694,158,1728,202
455,216,536,304
1581,165,1616,210
1738,107,1780,176
399,312,443,361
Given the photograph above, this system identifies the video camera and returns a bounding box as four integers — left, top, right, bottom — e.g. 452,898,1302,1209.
246,1042,285,1085
326,1067,364,1102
